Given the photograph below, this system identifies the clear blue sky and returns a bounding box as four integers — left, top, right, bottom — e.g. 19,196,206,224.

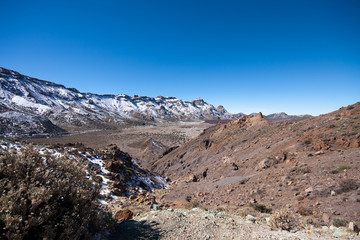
1,0,359,115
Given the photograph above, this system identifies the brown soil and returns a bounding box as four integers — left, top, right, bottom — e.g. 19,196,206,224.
151,103,360,225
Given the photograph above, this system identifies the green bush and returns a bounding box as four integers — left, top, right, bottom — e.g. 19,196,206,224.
0,145,113,240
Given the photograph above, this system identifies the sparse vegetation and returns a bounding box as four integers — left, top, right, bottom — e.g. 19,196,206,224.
239,178,249,184
269,209,299,232
290,164,311,174
185,200,200,209
339,178,358,193
329,165,351,174
249,202,272,213
0,145,113,240
332,218,348,227
337,165,351,172
297,205,312,216
303,138,312,145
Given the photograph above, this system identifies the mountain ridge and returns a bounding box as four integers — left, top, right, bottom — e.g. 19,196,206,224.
0,67,236,138
0,67,310,139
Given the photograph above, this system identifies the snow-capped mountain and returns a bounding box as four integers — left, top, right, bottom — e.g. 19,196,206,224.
264,112,294,119
0,67,235,137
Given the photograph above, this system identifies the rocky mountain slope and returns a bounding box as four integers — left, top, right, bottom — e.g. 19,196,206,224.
151,102,360,225
0,67,234,138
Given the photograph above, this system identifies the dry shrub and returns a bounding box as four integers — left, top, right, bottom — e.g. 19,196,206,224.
249,202,272,213
303,138,312,145
332,218,348,227
337,165,351,172
269,209,299,232
0,146,113,240
185,200,200,209
339,179,358,193
297,205,312,216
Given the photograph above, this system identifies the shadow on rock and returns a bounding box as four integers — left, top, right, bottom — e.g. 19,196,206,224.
109,220,161,240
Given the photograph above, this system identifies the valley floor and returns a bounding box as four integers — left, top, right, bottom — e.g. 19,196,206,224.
28,121,212,160
111,208,359,240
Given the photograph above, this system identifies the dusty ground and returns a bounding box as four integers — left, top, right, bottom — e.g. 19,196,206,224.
150,103,360,226
111,207,359,240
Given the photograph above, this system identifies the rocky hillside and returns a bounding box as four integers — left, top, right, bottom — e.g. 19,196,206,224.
0,67,234,138
151,102,360,225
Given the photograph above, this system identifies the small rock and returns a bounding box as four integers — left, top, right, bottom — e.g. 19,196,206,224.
331,190,336,196
115,209,133,223
305,187,313,193
191,207,201,212
332,228,350,238
167,208,174,212
256,157,273,170
232,163,238,170
152,204,162,210
322,213,330,223
348,222,359,232
315,151,324,155
188,173,198,182
208,210,217,215
246,215,257,223
333,210,341,215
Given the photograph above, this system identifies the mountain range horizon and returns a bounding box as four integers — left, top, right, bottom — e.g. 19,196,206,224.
0,66,318,115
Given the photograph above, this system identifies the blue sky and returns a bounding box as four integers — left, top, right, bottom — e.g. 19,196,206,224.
1,0,359,115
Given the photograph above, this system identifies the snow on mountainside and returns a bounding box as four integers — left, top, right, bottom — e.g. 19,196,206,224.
0,67,235,138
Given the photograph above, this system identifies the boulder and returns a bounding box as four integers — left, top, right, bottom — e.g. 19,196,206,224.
313,139,330,151
348,222,359,232
332,228,351,238
200,139,212,150
106,160,123,172
351,134,360,148
322,213,330,224
305,187,313,193
256,157,273,170
188,173,198,182
246,215,257,223
115,209,133,223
